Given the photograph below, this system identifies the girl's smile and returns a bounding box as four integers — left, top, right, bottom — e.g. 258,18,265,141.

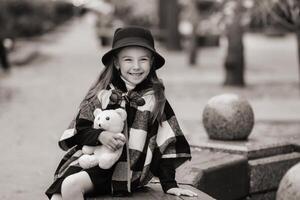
116,46,152,86
129,72,143,76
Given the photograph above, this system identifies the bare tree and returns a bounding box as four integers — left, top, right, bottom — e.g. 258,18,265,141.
223,0,300,87
223,0,246,86
186,0,220,66
182,0,300,87
159,0,181,50
184,0,201,65
182,0,249,85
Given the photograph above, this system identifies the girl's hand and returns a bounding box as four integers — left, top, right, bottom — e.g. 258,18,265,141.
166,187,198,197
98,131,126,151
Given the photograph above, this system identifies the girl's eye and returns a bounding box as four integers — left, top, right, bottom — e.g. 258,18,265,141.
105,117,110,120
124,58,132,62
141,58,149,61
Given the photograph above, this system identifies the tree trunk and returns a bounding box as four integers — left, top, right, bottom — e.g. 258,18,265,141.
158,0,167,30
297,29,300,89
188,24,199,66
0,39,10,71
224,1,245,87
159,0,181,50
188,0,200,66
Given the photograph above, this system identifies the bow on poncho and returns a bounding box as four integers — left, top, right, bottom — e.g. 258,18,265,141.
54,78,191,195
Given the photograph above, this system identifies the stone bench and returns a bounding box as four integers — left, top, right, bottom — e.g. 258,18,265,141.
87,183,215,200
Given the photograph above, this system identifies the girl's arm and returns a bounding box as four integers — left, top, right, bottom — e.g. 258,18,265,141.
63,118,103,147
157,158,178,193
158,159,197,197
66,117,125,151
74,118,103,145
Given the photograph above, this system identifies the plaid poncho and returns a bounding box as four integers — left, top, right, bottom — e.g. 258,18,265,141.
54,76,191,194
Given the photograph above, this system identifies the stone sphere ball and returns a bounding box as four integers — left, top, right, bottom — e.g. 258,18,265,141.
202,94,254,140
276,162,300,200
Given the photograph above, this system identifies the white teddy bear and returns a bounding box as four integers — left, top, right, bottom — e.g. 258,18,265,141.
78,108,127,169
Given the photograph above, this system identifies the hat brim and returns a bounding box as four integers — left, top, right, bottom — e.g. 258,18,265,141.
101,40,165,70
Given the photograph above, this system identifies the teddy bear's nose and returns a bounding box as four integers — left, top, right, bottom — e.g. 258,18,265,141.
105,117,110,120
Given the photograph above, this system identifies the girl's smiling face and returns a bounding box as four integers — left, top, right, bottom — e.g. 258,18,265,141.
116,46,152,86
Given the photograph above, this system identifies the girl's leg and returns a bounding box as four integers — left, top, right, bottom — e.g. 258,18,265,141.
50,194,62,200
61,171,94,200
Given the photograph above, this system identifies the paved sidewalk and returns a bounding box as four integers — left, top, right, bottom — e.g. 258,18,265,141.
0,15,104,200
0,14,300,199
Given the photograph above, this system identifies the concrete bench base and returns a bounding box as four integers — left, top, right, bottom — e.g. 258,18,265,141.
87,183,215,200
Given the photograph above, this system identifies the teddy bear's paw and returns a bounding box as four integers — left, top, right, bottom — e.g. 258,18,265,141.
99,161,114,169
98,150,123,169
82,146,95,155
78,155,98,169
98,156,118,169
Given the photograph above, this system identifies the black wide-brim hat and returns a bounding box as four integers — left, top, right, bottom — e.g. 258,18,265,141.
101,26,165,70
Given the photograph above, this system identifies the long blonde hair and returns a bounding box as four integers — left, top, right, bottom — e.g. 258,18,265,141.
81,57,166,124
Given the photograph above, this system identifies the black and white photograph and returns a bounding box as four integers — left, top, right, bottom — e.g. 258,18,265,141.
0,0,300,199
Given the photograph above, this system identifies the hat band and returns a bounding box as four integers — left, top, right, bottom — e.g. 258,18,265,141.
113,37,155,50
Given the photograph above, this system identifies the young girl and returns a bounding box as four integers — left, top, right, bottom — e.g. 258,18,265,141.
46,26,197,200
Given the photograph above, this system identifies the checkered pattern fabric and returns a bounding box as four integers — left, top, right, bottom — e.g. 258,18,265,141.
54,78,191,194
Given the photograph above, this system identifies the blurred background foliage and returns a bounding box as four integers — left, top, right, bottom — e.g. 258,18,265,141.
112,0,158,28
0,0,75,38
0,0,296,41
0,0,299,86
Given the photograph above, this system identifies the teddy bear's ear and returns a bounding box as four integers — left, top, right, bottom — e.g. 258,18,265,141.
93,108,102,117
115,108,127,121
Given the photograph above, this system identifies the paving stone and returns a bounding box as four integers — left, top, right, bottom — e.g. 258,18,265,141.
249,152,300,193
176,148,248,200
